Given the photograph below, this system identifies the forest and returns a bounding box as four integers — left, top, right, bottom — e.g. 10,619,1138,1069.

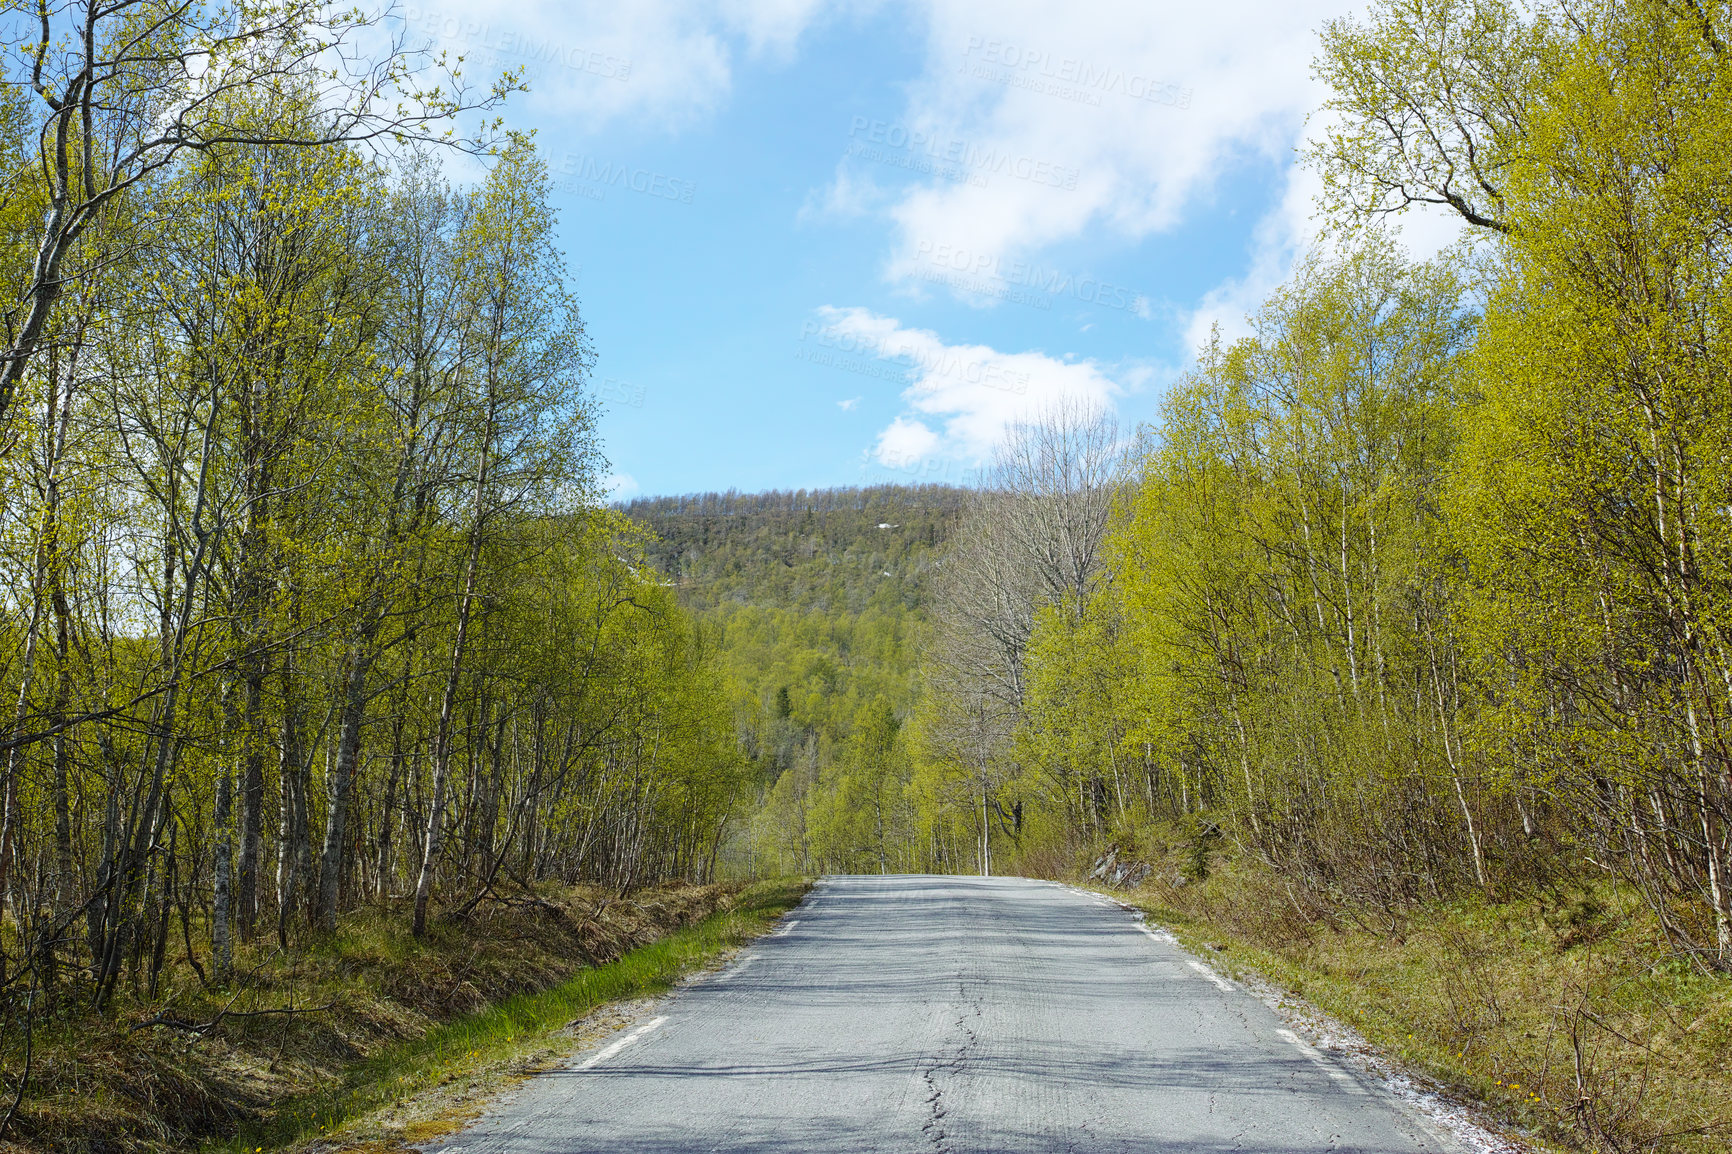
904,0,1732,969
623,486,963,875
709,2,1732,1146
727,0,1732,976
0,4,751,1141
1,0,1730,1149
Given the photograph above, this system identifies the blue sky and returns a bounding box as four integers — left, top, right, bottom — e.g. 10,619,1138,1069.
400,0,1419,498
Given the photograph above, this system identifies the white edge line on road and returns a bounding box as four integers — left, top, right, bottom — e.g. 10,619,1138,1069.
774,919,800,936
1276,1028,1367,1095
1186,959,1236,992
1075,888,1238,995
1136,922,1179,945
576,1015,667,1071
731,954,757,977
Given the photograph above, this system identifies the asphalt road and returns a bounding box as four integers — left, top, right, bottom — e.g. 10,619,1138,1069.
431,875,1468,1153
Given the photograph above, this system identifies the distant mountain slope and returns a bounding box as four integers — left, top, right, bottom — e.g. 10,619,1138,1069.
622,484,965,615
620,484,967,873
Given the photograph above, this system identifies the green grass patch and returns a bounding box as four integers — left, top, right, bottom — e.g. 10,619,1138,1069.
220,877,810,1152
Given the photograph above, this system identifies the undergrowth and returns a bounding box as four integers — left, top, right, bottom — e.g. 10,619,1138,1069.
227,877,809,1152
1085,831,1732,1154
3,879,809,1154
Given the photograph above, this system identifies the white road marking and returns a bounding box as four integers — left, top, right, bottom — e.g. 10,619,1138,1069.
774,919,800,936
1276,1028,1366,1095
1186,959,1235,992
731,954,757,977
577,1016,667,1071
1135,921,1179,945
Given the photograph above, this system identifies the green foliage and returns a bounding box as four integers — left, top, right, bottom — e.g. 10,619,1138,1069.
1304,0,1732,962
899,0,1732,996
0,102,745,1075
897,0,1732,972
228,879,809,1152
1013,240,1485,899
624,486,964,875
1436,0,1732,960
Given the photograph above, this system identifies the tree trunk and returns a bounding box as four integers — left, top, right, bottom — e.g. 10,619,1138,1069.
414,434,491,937
317,642,373,932
212,759,234,983
277,648,309,945
237,659,266,938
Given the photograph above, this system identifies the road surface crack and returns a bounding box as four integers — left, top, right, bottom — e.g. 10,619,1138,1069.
920,981,983,1153
1063,1117,1098,1153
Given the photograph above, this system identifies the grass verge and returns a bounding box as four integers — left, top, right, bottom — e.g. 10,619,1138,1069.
219,877,810,1153
1086,849,1731,1154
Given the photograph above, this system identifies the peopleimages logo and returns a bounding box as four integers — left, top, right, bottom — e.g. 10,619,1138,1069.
553,154,695,204
961,38,1192,109
594,378,647,408
914,240,1148,314
844,142,984,188
402,8,633,81
916,266,1053,311
793,346,909,383
846,118,1080,190
871,450,963,483
798,321,1031,395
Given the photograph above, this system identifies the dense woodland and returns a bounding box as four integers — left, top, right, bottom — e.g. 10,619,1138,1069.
911,0,1732,975
682,6,1732,1140
0,0,746,1078
624,486,963,874
700,0,1732,989
1,0,1730,1148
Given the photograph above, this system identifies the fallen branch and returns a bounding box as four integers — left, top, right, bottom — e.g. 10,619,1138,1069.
131,1001,335,1037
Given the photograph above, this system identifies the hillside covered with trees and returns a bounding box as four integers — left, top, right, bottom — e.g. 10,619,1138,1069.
623,486,964,874
610,3,1732,1148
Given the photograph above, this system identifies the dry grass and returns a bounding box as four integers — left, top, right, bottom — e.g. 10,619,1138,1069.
1099,836,1732,1153
3,880,809,1154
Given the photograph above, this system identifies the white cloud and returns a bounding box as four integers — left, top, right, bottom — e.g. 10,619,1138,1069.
406,0,1478,447
876,413,945,463
861,0,1346,292
1180,160,1320,354
1178,158,1470,357
827,0,1479,363
400,0,837,132
419,1,1436,353
837,396,862,410
716,0,837,57
436,0,1341,229
812,306,1124,467
797,165,889,225
605,471,641,498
